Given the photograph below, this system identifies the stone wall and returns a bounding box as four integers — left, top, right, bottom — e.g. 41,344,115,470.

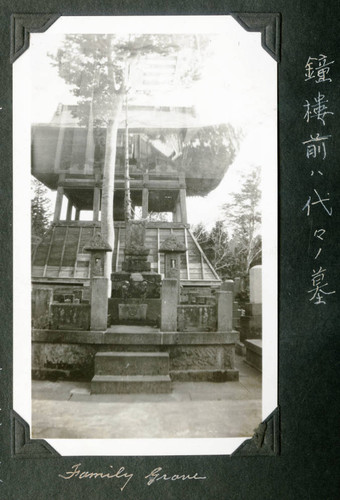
32,287,53,329
50,303,90,330
177,305,216,332
32,330,239,382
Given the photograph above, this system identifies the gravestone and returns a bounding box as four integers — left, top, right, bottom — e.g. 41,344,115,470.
240,265,262,343
110,221,162,325
249,265,262,304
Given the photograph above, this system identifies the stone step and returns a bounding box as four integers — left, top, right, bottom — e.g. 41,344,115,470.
91,374,171,394
94,351,170,376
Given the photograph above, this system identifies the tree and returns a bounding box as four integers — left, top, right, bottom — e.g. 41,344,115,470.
52,34,203,287
223,166,262,278
193,167,261,301
31,177,51,239
193,220,243,281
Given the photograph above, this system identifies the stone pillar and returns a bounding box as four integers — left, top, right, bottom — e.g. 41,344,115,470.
221,279,234,299
216,290,233,332
240,266,262,342
66,198,73,221
249,265,262,303
161,278,178,332
90,278,110,330
53,186,64,222
93,186,101,222
84,233,112,331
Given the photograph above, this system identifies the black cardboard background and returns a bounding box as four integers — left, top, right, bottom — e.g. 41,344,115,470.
1,1,339,498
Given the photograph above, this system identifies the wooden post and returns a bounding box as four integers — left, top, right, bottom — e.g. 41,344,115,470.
53,186,64,223
66,198,72,221
142,187,149,218
179,188,187,224
142,172,149,219
75,208,80,221
124,95,132,221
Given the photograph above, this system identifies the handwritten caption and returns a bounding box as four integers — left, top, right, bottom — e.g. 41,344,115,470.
58,463,207,492
302,53,336,305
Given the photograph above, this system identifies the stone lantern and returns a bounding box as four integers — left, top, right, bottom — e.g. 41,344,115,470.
84,233,112,330
159,235,187,332
159,235,187,283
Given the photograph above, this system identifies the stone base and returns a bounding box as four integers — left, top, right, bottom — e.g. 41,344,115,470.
32,328,239,382
235,342,246,357
244,339,262,372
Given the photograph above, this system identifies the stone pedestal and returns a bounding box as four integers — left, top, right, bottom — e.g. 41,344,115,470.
161,278,178,332
216,290,233,332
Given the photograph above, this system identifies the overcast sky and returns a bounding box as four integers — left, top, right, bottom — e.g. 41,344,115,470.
29,16,277,228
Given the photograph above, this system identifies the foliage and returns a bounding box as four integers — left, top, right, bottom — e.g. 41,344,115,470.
31,178,51,239
194,220,236,279
181,124,241,179
193,167,261,302
223,167,262,276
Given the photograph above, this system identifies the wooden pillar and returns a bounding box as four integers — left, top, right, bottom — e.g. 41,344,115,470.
142,172,149,219
75,208,80,221
53,186,64,223
179,188,187,224
93,186,100,222
66,198,72,221
142,188,149,218
174,194,181,222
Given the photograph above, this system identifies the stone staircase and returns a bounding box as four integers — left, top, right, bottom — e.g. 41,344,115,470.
91,351,171,394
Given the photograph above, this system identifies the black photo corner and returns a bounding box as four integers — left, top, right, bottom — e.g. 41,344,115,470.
0,1,339,499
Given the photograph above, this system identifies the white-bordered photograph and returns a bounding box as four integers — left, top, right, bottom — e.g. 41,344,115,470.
13,15,277,456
